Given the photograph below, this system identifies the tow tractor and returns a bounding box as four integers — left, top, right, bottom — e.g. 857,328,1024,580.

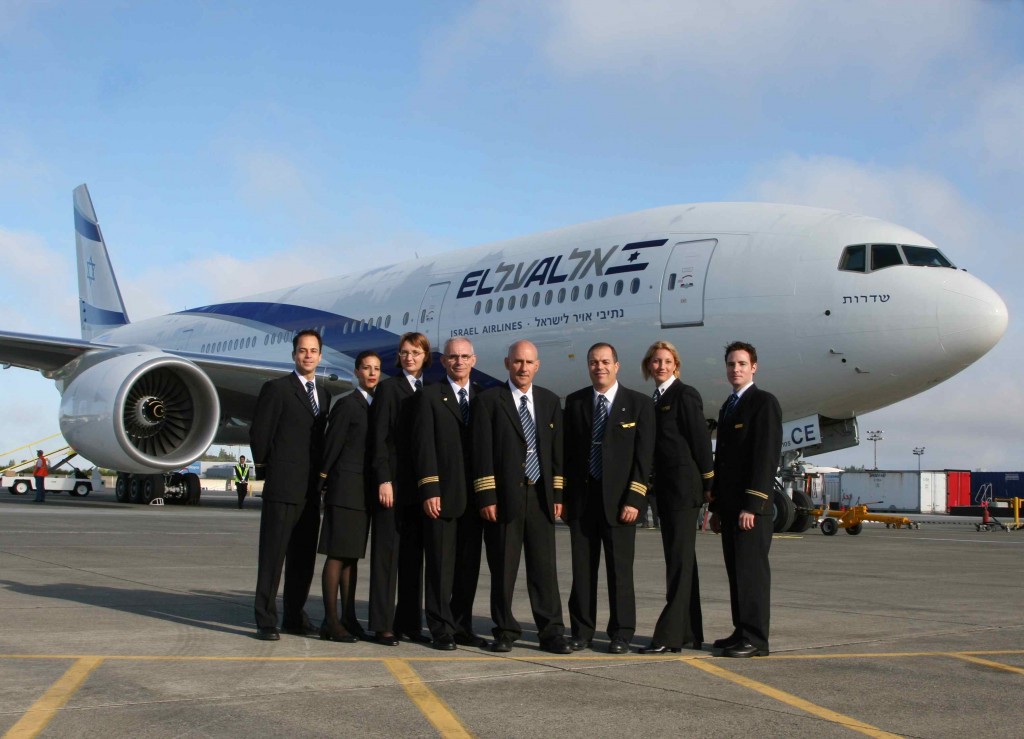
812,501,919,536
2,447,97,497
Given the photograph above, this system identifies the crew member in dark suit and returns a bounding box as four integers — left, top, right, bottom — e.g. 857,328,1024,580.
413,337,487,650
709,341,782,658
472,340,572,654
563,343,653,654
368,332,431,646
317,350,380,643
250,329,330,641
639,340,714,655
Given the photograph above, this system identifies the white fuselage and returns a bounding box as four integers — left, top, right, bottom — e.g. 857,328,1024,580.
94,202,1008,429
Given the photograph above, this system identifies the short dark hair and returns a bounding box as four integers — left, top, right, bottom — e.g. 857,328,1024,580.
724,341,757,364
355,350,380,368
292,328,323,353
395,332,432,369
587,342,618,362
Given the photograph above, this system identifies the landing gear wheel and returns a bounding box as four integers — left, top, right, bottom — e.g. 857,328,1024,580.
772,489,795,533
141,475,165,504
820,517,838,536
130,476,146,504
184,473,202,506
789,490,813,533
846,522,863,535
115,474,132,503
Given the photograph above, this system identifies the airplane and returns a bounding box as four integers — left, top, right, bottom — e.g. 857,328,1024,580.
0,184,1008,511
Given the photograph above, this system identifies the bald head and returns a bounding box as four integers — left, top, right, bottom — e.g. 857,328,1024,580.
505,340,540,391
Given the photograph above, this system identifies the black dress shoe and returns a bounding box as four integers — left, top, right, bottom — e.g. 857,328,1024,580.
608,638,630,654
713,633,742,649
688,641,705,651
722,641,769,658
433,634,457,651
320,620,359,643
281,619,318,637
453,632,488,649
374,631,400,646
568,637,591,652
256,626,280,641
490,635,514,653
540,636,572,655
396,630,432,644
639,643,681,654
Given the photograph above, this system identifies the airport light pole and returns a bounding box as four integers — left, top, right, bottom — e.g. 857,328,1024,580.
913,447,925,473
866,430,884,469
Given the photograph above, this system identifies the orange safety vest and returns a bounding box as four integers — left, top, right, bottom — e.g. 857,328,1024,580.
35,456,48,477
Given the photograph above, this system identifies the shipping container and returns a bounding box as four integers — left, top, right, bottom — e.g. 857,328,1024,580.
970,472,1024,506
836,471,947,513
945,470,971,508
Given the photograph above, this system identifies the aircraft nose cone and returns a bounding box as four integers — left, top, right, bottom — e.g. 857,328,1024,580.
938,274,1008,364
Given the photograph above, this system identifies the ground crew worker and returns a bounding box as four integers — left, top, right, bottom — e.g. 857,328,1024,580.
33,450,48,503
234,455,251,509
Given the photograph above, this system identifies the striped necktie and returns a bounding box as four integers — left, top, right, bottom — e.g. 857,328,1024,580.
519,395,541,484
458,388,469,425
588,394,608,479
722,392,739,418
414,378,422,392
652,388,661,405
306,381,318,415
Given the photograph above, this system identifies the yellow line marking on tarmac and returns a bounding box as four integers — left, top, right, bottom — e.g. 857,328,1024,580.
951,654,1024,674
686,658,901,738
3,657,103,739
383,659,473,739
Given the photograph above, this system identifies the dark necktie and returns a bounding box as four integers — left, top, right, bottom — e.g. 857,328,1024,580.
722,392,739,418
652,388,661,405
458,387,469,425
414,378,422,392
588,394,608,479
519,395,541,483
306,381,318,415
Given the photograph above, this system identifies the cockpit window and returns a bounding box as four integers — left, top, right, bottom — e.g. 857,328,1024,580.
839,245,866,272
871,244,903,271
902,245,955,268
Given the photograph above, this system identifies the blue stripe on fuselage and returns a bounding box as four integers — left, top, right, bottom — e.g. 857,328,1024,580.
177,301,500,386
74,209,102,242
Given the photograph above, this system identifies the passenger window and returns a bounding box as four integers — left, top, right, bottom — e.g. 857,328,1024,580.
630,278,639,294
599,282,608,298
496,297,504,312
474,301,481,316
385,315,391,328
485,299,493,313
403,311,410,326
532,292,540,307
585,284,594,300
613,280,623,296
557,288,566,303
871,244,903,271
840,245,866,272
520,294,528,309
571,286,579,301
544,290,553,305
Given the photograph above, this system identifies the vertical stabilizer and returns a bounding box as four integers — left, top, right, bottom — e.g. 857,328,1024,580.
74,184,129,339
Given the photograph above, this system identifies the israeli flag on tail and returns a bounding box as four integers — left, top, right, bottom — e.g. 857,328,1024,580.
74,184,129,340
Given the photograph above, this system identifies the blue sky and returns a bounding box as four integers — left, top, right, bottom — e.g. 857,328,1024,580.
0,0,1021,472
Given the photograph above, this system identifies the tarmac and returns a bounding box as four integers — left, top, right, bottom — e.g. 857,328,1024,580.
1,487,1022,738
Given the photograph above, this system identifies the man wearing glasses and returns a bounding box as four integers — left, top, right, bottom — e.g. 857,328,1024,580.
413,337,488,650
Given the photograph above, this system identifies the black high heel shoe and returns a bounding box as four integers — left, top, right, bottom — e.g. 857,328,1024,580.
320,619,358,643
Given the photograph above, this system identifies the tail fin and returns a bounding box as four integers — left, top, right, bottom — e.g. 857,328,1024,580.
74,184,129,339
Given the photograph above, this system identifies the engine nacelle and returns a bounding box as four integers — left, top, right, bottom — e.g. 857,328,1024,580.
59,349,220,473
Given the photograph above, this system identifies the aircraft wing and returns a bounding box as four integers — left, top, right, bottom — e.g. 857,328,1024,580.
0,330,111,372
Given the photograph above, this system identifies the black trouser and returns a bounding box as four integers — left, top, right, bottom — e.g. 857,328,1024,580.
567,483,637,643
484,483,565,642
651,505,700,647
451,504,484,636
235,482,248,508
368,502,424,634
423,514,458,638
254,497,319,629
720,511,772,650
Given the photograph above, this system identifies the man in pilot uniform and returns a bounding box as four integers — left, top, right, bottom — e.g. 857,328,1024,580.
709,341,782,658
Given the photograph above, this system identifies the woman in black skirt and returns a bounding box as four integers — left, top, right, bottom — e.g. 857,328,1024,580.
318,350,381,641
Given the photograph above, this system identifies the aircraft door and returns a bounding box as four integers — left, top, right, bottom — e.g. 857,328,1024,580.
660,239,716,327
417,281,450,349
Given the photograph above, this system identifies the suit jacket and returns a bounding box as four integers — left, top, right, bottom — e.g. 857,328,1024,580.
710,384,782,516
471,383,563,524
370,374,423,506
563,384,654,526
320,390,372,509
249,373,329,504
413,380,477,519
652,380,715,511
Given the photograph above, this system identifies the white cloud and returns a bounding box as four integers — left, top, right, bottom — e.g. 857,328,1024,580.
0,227,77,334
958,66,1024,175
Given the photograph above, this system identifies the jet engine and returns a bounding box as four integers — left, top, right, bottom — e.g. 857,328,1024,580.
58,349,220,473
